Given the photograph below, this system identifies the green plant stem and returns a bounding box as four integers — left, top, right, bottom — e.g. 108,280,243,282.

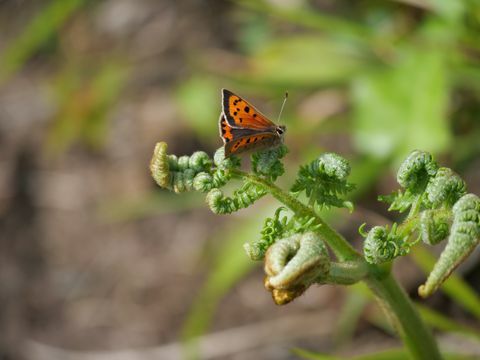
366,271,442,360
237,170,361,261
325,261,369,285
235,170,442,359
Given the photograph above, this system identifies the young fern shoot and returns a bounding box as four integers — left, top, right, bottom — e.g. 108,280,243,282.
150,92,479,360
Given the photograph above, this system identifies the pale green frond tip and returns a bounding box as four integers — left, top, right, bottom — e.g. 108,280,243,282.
420,210,450,246
291,152,355,210
213,147,241,170
172,169,197,193
213,147,226,166
150,142,171,189
397,150,438,191
251,145,288,181
425,167,466,208
177,155,190,171
189,151,212,171
206,183,266,214
419,193,480,298
193,172,213,192
264,232,330,295
243,242,264,261
363,224,409,264
318,152,351,180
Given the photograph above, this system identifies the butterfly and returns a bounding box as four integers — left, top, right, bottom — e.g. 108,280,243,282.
219,89,286,157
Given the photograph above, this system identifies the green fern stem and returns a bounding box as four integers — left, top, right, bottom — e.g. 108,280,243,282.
366,272,442,360
233,169,361,261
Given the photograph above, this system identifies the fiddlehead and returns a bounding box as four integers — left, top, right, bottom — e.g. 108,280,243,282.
206,182,267,214
150,142,171,189
419,194,480,297
264,232,331,305
364,150,479,293
380,150,438,214
424,167,466,208
362,223,410,264
419,210,451,246
251,144,288,181
150,142,214,193
291,152,355,211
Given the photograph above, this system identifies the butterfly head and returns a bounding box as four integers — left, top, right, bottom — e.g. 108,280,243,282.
276,125,286,138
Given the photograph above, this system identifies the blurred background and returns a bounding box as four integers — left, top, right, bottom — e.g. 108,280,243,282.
1,0,480,359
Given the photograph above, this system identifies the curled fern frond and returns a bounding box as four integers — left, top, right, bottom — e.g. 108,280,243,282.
264,232,330,304
363,224,410,264
214,147,241,170
189,151,213,171
251,145,288,181
397,150,438,192
425,167,466,208
420,210,451,246
380,150,439,214
419,193,480,297
291,152,355,210
193,169,232,193
244,208,322,261
150,142,214,193
177,155,190,171
150,142,171,189
206,182,266,214
172,169,197,193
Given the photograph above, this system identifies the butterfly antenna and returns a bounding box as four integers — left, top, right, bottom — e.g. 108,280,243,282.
277,91,288,123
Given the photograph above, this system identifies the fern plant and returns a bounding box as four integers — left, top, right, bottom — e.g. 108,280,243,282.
150,142,480,359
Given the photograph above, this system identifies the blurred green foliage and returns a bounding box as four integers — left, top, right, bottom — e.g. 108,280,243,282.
352,48,450,162
47,61,128,154
3,0,480,358
176,77,220,143
0,0,87,83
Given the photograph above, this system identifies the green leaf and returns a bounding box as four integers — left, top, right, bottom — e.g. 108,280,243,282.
352,48,451,163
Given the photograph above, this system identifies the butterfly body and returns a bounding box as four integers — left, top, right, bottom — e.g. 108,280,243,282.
219,89,286,157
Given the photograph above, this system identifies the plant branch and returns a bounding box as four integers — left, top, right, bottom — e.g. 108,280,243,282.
234,169,361,261
366,272,442,359
324,261,369,285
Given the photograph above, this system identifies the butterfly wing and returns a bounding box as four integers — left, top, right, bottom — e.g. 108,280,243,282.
222,89,277,130
225,132,282,156
219,114,281,156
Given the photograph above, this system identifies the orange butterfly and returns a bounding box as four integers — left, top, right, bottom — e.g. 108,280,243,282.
219,89,286,157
